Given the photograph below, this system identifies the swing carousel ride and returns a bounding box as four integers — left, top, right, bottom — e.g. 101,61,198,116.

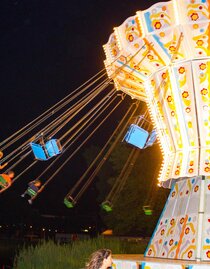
0,0,210,265
103,0,210,263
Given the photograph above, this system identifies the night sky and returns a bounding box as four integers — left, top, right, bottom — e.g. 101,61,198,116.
0,0,166,230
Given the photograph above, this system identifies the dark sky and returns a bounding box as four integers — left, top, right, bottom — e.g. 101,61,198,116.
0,0,165,228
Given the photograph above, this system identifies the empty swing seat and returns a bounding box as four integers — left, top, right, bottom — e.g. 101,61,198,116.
143,205,153,215
101,201,113,212
145,129,157,148
124,124,149,149
64,196,75,208
45,139,61,157
30,139,62,161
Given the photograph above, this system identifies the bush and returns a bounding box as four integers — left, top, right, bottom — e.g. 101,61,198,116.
14,236,147,269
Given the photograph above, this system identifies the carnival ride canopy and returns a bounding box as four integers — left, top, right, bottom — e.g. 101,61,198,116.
104,0,210,183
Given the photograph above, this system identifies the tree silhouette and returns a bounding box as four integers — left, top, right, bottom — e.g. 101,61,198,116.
83,139,170,236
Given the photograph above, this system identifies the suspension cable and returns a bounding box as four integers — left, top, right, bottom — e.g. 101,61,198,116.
34,89,118,183
60,89,116,143
0,76,111,165
66,99,137,197
0,68,108,150
73,102,140,202
109,149,140,205
0,41,146,163
31,95,126,201
0,41,148,197
42,77,111,139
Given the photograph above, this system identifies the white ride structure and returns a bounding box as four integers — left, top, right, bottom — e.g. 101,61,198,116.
104,0,210,262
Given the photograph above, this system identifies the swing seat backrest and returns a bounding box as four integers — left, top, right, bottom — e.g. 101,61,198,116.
143,205,153,215
64,198,74,208
123,124,149,149
145,129,157,148
30,142,48,160
45,139,62,157
101,201,113,212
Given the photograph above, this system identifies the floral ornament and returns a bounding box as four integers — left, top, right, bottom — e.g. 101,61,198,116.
112,49,118,57
169,239,174,246
172,191,176,197
178,67,185,74
147,54,154,60
148,249,152,256
208,184,210,190
170,218,175,226
180,217,185,224
159,31,165,37
151,79,155,86
161,229,165,235
128,34,134,42
188,250,193,259
190,12,199,21
188,121,192,128
199,63,206,70
194,185,199,192
188,168,194,173
119,56,126,62
193,23,199,29
201,88,208,95
185,227,190,235
205,167,210,172
175,170,180,175
182,91,189,98
206,250,210,259
171,111,175,117
133,65,140,70
167,96,172,102
196,39,204,46
154,21,162,29
169,45,176,53
190,161,194,166
185,107,191,113
162,72,167,79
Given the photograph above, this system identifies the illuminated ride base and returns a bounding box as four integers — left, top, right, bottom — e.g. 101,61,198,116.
103,0,210,267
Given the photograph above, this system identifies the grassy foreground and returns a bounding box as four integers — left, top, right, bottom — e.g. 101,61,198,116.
14,237,147,269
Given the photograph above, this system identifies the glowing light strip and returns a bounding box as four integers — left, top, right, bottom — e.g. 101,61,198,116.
172,0,180,25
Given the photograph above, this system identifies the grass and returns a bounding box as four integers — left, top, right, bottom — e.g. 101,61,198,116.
13,236,147,269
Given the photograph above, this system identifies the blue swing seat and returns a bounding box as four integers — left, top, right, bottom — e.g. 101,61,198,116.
123,124,149,149
30,139,62,161
145,129,157,148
